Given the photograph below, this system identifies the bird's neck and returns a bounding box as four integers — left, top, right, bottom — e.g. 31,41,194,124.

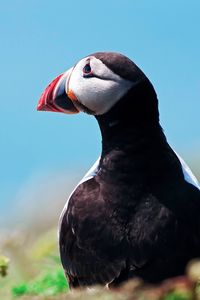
95,118,179,192
97,119,167,158
94,82,182,188
95,79,166,157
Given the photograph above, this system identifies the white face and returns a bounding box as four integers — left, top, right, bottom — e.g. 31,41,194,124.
67,56,134,115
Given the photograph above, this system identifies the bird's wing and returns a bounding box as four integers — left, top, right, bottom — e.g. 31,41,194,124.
59,177,126,287
59,216,126,287
127,194,178,267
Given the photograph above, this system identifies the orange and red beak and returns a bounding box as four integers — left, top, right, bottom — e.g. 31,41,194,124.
37,70,79,114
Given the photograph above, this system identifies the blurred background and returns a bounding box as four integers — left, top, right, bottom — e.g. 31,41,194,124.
0,0,200,298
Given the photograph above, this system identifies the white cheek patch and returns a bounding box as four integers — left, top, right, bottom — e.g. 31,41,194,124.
68,57,134,115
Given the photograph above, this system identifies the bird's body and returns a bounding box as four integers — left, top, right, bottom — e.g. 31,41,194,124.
37,52,200,288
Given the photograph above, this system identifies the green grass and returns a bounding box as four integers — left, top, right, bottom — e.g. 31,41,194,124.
1,238,200,300
0,228,69,299
12,268,68,297
163,291,192,300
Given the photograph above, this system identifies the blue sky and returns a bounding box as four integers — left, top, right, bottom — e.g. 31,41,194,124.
0,1,200,217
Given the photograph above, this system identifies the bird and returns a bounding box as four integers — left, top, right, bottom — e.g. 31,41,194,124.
37,52,200,288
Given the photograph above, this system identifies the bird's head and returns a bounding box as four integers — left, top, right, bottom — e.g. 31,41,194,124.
37,52,158,122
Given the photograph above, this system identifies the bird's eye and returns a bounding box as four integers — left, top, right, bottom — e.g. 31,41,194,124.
83,63,92,77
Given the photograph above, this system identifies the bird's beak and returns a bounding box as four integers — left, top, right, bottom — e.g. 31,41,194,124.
37,69,79,114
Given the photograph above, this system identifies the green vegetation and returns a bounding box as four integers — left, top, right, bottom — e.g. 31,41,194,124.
1,227,200,300
0,228,69,299
12,269,68,297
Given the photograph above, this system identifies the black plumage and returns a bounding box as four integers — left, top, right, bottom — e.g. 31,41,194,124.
38,52,200,288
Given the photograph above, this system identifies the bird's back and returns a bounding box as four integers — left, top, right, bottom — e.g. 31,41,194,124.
59,138,200,286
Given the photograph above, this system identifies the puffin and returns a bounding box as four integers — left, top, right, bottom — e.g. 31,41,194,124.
37,52,200,288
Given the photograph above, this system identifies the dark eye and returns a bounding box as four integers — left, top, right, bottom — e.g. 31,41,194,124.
83,63,92,76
